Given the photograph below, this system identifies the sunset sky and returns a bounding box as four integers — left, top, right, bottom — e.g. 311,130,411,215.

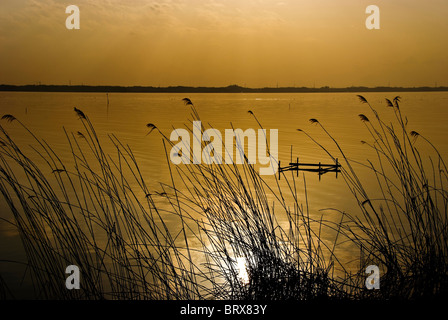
0,0,447,87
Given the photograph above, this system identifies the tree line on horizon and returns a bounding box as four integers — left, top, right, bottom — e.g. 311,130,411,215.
1,84,447,93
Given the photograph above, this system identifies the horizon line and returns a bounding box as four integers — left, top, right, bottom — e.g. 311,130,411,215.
1,83,448,93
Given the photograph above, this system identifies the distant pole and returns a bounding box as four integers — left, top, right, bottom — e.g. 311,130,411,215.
296,157,299,177
335,158,338,178
106,93,110,117
319,162,321,181
278,161,281,180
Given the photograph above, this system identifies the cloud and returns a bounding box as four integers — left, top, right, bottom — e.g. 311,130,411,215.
1,0,447,86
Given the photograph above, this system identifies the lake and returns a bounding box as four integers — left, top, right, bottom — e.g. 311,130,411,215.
1,91,447,297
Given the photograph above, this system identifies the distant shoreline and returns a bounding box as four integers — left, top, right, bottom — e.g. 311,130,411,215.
1,84,448,93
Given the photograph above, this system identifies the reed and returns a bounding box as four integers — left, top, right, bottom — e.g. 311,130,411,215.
298,95,448,299
147,99,347,300
0,96,446,300
0,109,212,299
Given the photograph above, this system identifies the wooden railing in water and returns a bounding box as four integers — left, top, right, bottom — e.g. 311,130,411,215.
278,157,341,181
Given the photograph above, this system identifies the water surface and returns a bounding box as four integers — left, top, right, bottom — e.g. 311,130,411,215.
1,91,447,296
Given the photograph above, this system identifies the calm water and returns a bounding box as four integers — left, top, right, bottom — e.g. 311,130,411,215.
1,91,448,296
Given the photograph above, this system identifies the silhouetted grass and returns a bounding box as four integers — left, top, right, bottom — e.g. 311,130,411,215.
0,109,212,299
0,96,447,300
147,99,348,300
298,95,448,299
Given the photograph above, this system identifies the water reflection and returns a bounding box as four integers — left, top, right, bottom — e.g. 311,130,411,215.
1,91,447,298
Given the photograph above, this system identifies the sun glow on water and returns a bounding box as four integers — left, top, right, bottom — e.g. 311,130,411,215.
236,257,249,284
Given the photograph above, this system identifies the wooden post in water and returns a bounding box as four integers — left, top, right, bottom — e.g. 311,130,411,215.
278,160,281,180
296,157,299,177
335,158,339,178
319,162,321,181
106,93,110,117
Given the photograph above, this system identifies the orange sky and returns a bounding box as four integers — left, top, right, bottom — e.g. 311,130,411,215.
0,0,447,87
